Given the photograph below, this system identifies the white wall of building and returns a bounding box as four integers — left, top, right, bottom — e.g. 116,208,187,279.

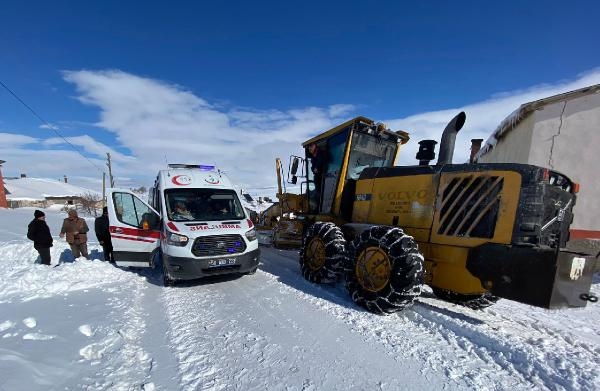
478,92,600,234
477,115,536,163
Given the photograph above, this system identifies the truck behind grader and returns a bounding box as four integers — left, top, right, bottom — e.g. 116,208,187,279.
273,112,597,314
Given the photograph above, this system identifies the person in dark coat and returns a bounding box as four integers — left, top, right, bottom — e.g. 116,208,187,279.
95,206,115,263
308,142,327,211
27,209,53,265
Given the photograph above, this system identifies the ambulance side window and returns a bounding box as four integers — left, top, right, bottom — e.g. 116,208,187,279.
112,192,158,229
155,192,163,214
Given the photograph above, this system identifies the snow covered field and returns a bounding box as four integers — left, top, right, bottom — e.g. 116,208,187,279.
1,207,599,391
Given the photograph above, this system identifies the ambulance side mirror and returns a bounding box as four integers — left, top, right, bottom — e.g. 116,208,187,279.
142,212,160,230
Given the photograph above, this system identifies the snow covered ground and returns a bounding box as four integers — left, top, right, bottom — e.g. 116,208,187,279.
1,207,599,391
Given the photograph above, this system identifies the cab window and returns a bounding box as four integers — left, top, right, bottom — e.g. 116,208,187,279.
346,133,397,180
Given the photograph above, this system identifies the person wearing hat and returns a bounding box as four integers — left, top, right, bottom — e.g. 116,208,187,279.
94,206,115,263
27,209,53,265
59,209,90,260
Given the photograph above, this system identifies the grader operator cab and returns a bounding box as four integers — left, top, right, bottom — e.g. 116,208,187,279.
275,112,596,314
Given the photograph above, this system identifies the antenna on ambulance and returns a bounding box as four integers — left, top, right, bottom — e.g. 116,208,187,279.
164,155,171,176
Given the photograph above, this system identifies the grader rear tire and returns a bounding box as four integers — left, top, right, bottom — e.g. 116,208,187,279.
346,226,424,314
299,222,346,283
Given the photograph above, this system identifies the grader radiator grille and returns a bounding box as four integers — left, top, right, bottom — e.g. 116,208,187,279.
437,175,504,238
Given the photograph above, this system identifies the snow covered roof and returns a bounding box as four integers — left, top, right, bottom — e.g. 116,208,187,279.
477,83,600,159
240,198,274,214
4,177,100,201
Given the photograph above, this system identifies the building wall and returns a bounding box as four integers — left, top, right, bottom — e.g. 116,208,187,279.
476,115,536,163
530,93,600,235
478,92,600,237
0,167,7,208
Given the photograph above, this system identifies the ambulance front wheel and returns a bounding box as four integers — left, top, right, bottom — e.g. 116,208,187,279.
162,262,177,287
244,267,258,275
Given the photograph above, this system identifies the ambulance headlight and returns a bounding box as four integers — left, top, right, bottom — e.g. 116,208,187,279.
167,232,189,246
245,228,257,241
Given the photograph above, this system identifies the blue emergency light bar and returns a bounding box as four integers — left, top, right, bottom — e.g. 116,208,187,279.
168,164,216,171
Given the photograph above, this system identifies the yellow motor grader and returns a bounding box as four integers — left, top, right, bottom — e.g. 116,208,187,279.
274,112,597,314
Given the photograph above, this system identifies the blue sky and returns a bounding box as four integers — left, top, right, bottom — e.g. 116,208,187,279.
1,1,599,196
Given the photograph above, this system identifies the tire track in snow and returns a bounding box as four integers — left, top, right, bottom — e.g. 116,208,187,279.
258,247,600,391
160,269,443,391
411,292,600,391
161,284,225,390
70,267,155,390
160,274,323,391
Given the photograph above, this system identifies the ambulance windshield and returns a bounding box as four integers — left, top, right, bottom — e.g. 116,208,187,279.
164,188,246,222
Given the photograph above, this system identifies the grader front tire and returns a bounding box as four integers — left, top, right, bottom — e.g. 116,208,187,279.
299,222,346,284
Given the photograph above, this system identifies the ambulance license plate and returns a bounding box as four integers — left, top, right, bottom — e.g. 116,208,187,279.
208,258,236,267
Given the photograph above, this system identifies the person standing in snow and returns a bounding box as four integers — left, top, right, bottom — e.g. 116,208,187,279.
27,209,53,265
59,209,89,260
94,206,115,263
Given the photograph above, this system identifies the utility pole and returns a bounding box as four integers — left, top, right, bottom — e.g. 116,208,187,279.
102,172,106,206
106,153,115,187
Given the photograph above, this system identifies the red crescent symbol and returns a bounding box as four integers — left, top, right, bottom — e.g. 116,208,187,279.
205,175,220,184
171,175,191,186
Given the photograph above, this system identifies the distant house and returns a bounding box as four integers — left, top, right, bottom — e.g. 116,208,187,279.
258,202,281,227
0,160,8,208
4,177,101,209
239,195,274,224
476,84,600,240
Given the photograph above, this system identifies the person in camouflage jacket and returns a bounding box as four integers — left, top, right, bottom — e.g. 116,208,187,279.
59,209,89,259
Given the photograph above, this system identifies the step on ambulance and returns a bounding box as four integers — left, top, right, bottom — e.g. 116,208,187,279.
106,164,260,285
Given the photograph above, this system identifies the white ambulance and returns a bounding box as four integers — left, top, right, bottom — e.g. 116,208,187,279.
106,164,260,285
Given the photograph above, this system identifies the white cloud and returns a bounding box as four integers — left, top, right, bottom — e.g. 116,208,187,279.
60,69,356,193
43,135,133,163
0,133,38,147
39,123,58,130
4,68,600,198
386,67,600,166
0,146,105,188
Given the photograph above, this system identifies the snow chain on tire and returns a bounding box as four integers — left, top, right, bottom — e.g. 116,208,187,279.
346,226,424,314
299,222,347,283
431,287,499,310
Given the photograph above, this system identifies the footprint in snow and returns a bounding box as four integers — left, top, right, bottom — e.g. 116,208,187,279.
79,343,105,360
23,333,55,340
142,382,156,391
23,317,37,328
78,324,93,337
0,320,16,332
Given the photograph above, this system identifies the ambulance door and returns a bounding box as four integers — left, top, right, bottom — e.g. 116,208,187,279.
107,189,161,268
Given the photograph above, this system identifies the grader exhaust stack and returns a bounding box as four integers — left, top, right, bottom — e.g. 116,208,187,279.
437,111,466,165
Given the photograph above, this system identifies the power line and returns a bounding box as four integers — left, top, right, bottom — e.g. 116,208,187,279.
241,185,282,190
0,79,105,173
